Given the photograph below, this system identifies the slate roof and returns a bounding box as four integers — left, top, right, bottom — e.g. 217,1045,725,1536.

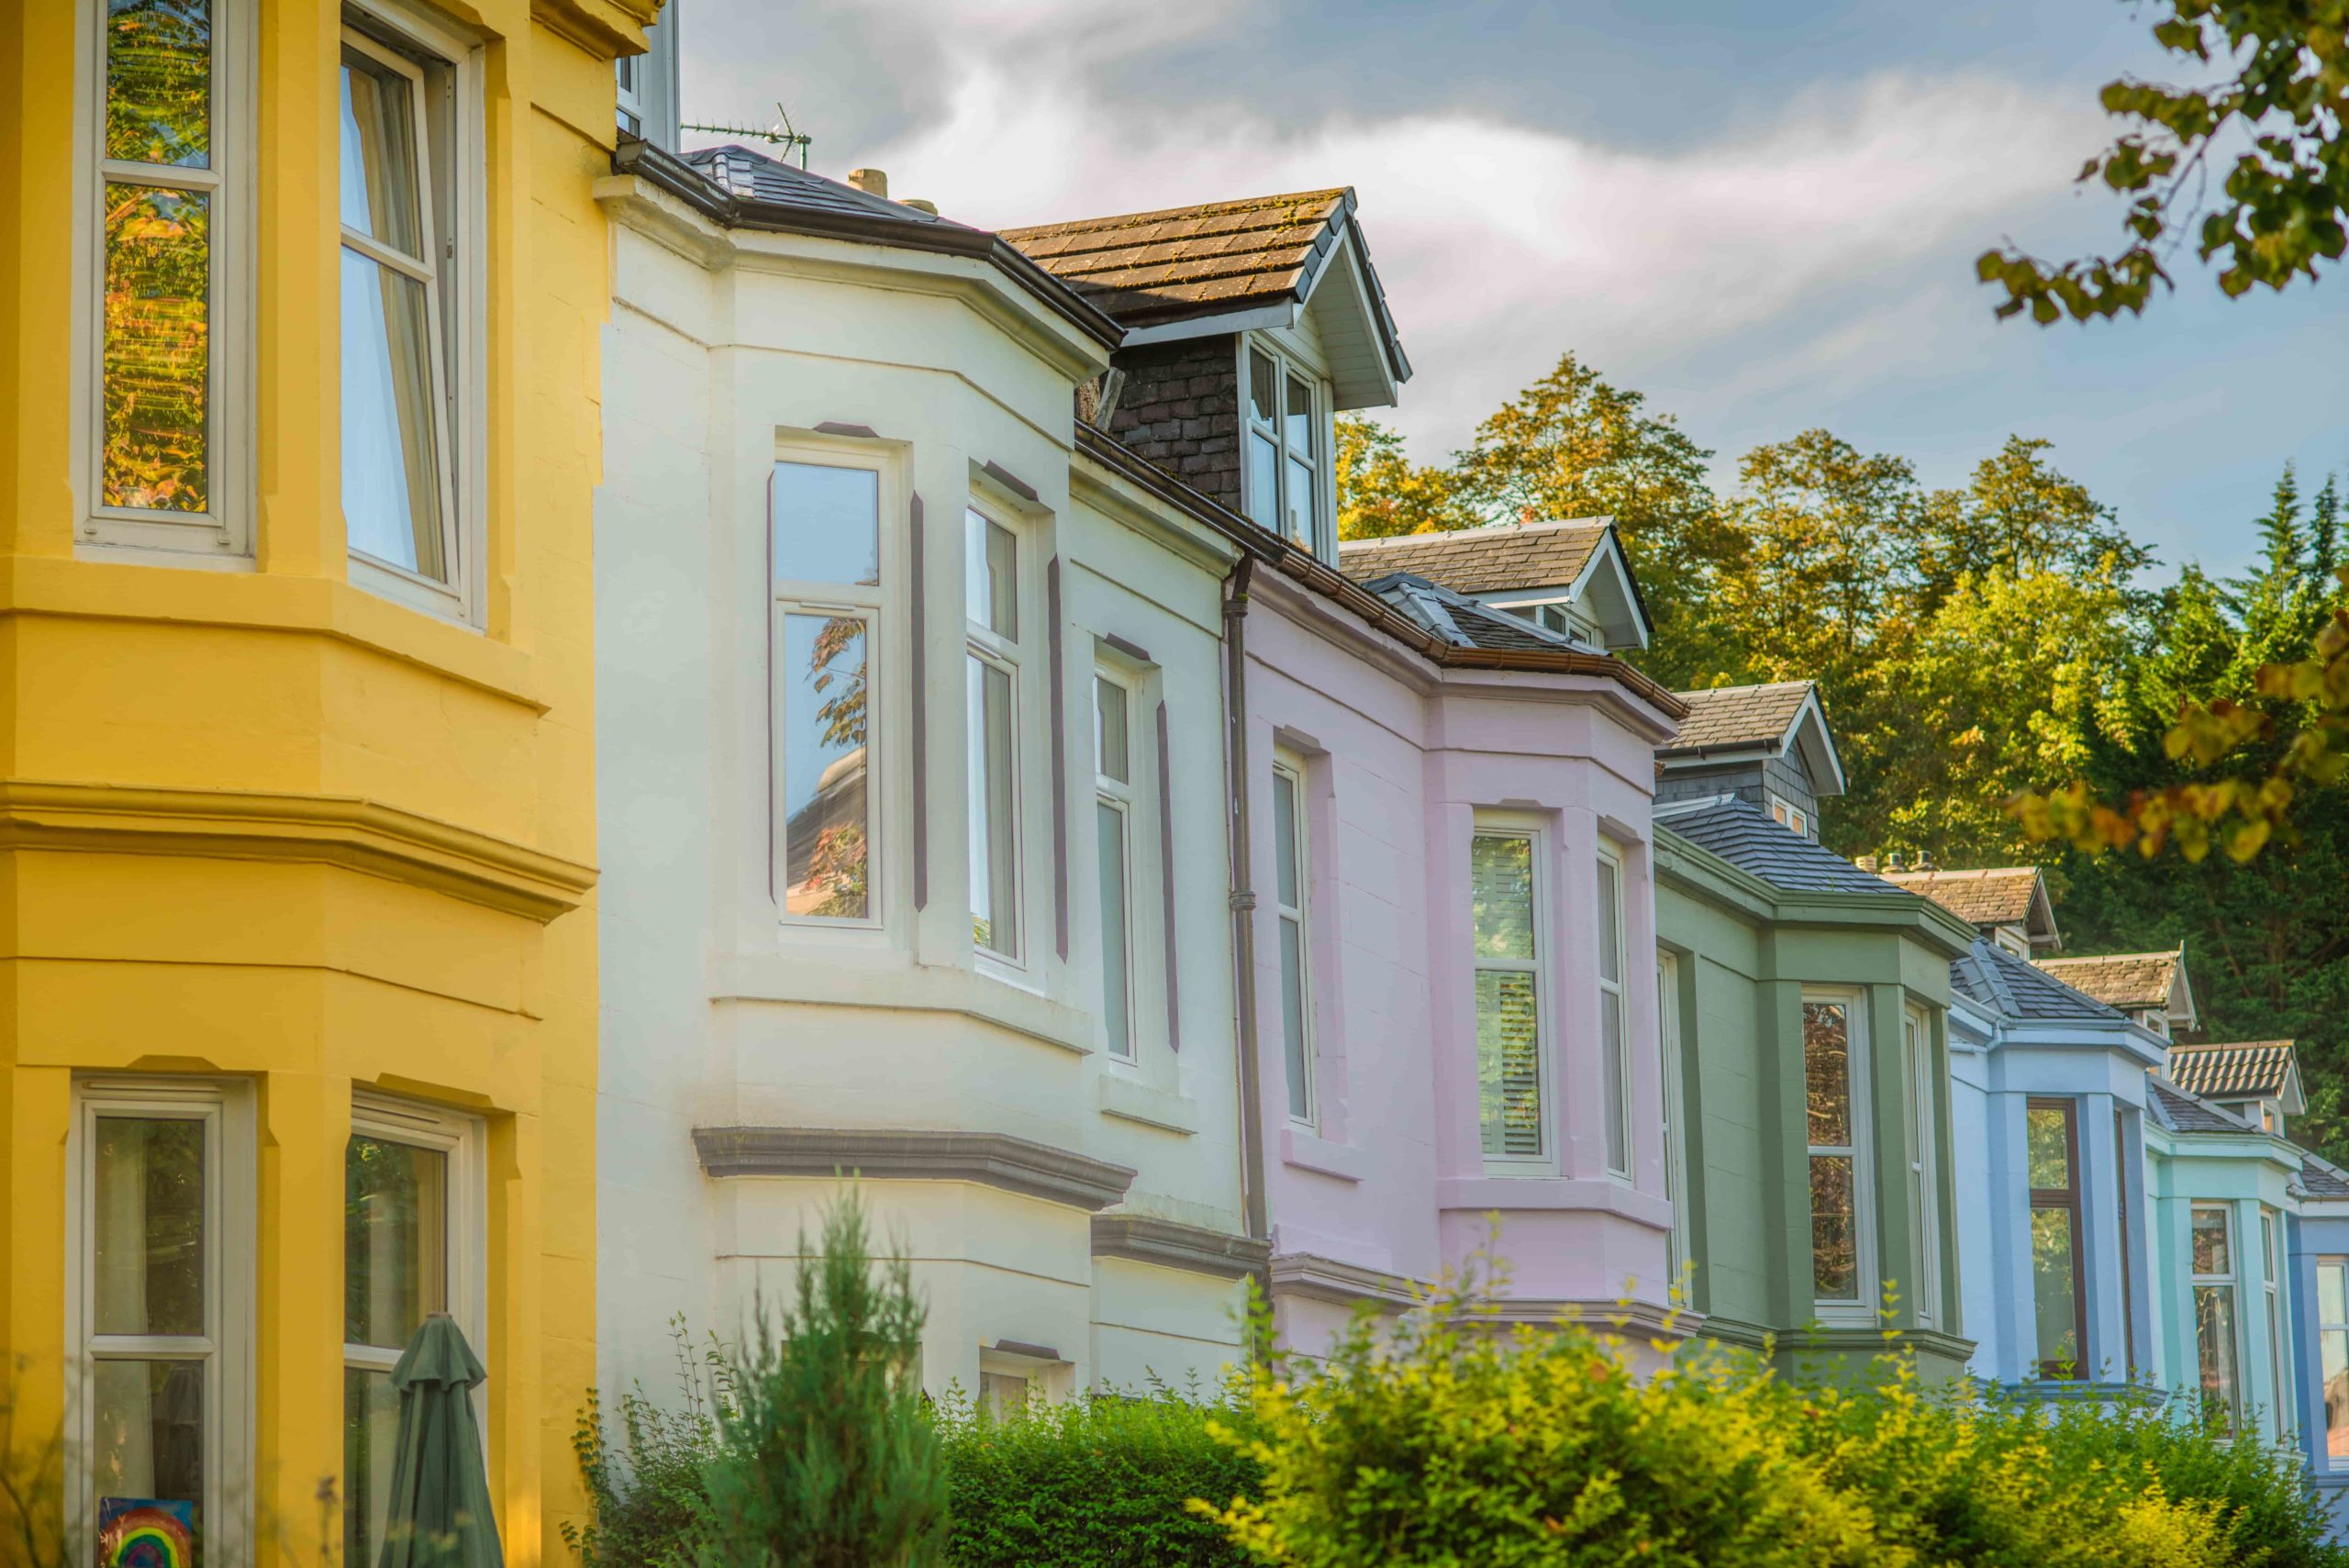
1655,798,1910,895
1359,572,1583,654
1662,682,1816,754
2148,1079,2254,1135
682,144,975,231
1879,866,2045,927
1004,189,1355,329
2301,1154,2349,1200
2032,950,2184,1012
1336,521,1610,595
2168,1040,2298,1100
1951,939,2125,1023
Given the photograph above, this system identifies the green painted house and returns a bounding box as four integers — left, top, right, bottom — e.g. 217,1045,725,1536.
1653,684,1977,1380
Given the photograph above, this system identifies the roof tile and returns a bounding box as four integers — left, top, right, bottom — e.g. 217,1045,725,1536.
2032,951,2182,1011
1880,866,2044,927
1663,682,1815,753
1658,798,1910,896
2168,1040,2297,1100
1002,190,1353,329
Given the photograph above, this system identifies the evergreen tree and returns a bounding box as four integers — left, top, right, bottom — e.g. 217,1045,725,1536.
2314,473,2342,582
695,1192,948,1568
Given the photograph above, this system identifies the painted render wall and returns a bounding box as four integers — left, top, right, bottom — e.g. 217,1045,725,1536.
1655,844,1971,1379
2288,1202,2349,1529
2144,1125,2302,1446
595,177,1253,1404
1239,570,1685,1352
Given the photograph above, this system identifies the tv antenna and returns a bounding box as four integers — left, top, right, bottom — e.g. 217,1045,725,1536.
681,101,813,169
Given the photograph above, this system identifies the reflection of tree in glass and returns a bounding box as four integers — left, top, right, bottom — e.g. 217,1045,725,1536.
103,183,209,511
106,0,212,167
344,1136,424,1342
1803,1004,1848,1146
798,617,867,916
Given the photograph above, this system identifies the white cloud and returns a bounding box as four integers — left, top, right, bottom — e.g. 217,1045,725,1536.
865,62,2109,457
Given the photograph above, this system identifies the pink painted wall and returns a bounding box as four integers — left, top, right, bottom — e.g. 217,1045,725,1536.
1243,573,1681,1351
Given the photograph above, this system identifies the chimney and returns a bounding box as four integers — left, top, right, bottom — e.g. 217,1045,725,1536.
848,167,888,198
1854,854,1879,873
901,197,939,215
1885,851,1906,873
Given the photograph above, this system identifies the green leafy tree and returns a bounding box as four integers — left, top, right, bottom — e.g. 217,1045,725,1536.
694,1192,948,1568
1331,417,1475,539
1979,0,2349,321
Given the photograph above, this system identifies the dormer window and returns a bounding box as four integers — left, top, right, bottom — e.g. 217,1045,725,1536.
1242,342,1328,557
1769,795,1810,839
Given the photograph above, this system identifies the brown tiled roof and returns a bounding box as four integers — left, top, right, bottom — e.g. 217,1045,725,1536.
1878,867,2044,927
2032,951,2181,1012
2168,1040,2297,1101
1002,190,1352,329
1662,682,1814,754
1336,521,1609,596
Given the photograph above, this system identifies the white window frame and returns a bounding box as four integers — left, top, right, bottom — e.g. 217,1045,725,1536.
340,0,487,625
1272,753,1316,1129
1094,664,1138,1061
614,49,645,136
66,1076,256,1562
1905,1004,1942,1329
771,450,887,933
1805,988,1876,1322
1240,340,1331,559
2192,1202,2244,1438
74,0,256,560
1657,949,1691,1294
2262,1207,2288,1441
1596,840,1632,1179
1473,813,1553,1174
343,1093,487,1559
965,505,1028,973
2317,1255,2349,1466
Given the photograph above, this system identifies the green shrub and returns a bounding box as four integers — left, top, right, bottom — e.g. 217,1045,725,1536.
564,1315,727,1568
935,1378,1261,1567
692,1192,948,1568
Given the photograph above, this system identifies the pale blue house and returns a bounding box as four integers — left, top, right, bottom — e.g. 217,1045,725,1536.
2289,1148,2349,1528
1945,928,2165,1389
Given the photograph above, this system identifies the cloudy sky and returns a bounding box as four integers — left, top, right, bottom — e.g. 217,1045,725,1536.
674,0,2349,584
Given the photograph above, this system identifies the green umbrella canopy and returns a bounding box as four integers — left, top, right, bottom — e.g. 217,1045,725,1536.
377,1315,503,1568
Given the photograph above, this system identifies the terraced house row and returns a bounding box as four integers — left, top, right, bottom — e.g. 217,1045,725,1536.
2,0,2344,1559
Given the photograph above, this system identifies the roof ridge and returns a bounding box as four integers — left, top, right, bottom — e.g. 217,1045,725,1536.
1000,188,1351,239
1673,679,1814,699
2038,948,2181,964
1339,518,1610,550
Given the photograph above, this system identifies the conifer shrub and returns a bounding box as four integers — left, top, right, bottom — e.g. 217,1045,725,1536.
933,1378,1260,1568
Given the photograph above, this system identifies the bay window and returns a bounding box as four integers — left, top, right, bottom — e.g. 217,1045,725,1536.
2318,1257,2349,1459
1596,844,1631,1177
773,458,882,923
73,1080,253,1560
1906,1006,1941,1329
1805,995,1873,1313
344,1097,483,1567
1273,757,1314,1126
2192,1204,2242,1435
84,0,250,552
339,6,480,616
1242,344,1325,556
966,508,1023,962
2026,1098,2086,1376
1474,824,1545,1168
1095,671,1135,1058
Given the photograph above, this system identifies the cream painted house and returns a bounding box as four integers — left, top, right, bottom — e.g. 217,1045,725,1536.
591,139,1283,1398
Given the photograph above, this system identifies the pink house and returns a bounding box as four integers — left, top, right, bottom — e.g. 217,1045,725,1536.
1241,533,1686,1352
1005,194,1688,1357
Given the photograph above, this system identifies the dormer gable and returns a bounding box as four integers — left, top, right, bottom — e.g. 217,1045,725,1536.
1336,520,1650,652
2167,1040,2305,1138
1003,188,1408,562
1879,865,2060,957
1650,680,1842,839
2032,948,2198,1040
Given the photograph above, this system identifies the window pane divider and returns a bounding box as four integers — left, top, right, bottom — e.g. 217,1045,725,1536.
99,159,222,193
340,224,434,282
91,1336,215,1358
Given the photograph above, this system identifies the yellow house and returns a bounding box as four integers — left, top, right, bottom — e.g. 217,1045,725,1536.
0,0,640,1559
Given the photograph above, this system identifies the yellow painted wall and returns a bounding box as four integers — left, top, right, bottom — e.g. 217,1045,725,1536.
0,0,645,1558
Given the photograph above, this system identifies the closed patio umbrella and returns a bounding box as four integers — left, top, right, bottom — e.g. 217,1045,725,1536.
375,1313,503,1568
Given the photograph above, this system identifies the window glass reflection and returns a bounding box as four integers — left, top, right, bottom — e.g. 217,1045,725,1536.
344,1136,448,1351
102,183,210,512
781,615,870,919
106,0,212,169
774,462,878,586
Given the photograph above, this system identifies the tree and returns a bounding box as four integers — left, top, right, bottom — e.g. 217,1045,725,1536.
1978,0,2349,322
694,1192,948,1568
1330,417,1474,539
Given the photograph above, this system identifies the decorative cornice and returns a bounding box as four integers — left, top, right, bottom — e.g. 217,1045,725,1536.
530,0,655,58
1267,1251,1428,1308
693,1127,1137,1212
0,780,595,922
1480,1298,1700,1341
1091,1214,1268,1281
